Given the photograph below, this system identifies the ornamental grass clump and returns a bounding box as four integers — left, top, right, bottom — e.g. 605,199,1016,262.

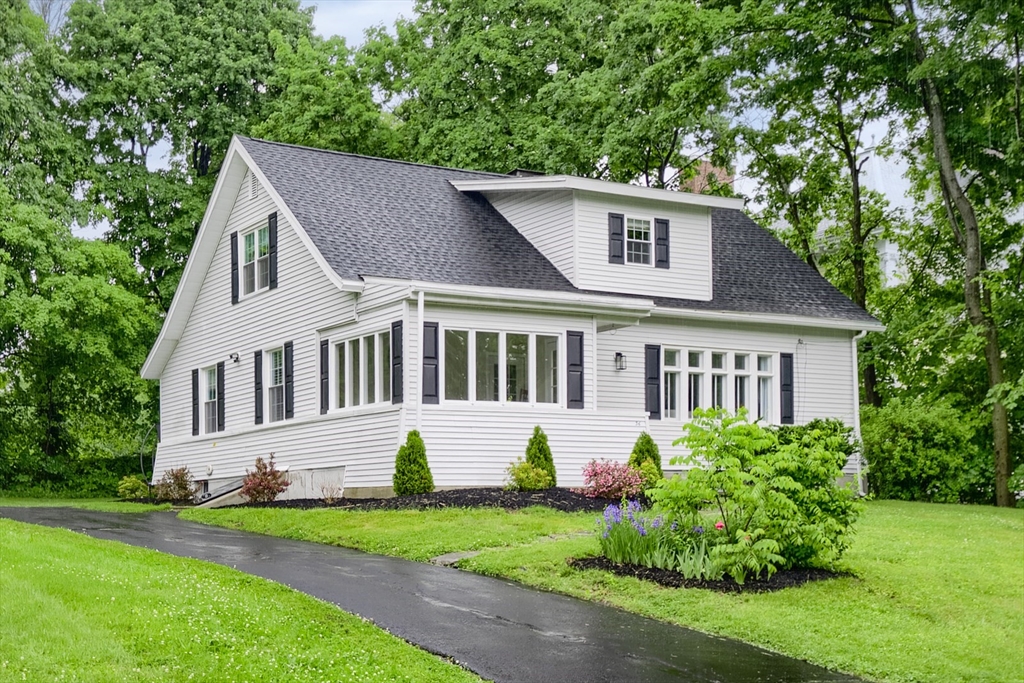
525,426,557,486
393,430,434,496
575,459,644,499
240,455,291,503
598,501,721,580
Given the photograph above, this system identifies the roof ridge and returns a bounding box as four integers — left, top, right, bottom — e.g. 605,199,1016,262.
237,136,509,179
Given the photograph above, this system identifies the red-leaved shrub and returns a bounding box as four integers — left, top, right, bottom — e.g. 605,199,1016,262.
573,459,644,499
240,454,290,503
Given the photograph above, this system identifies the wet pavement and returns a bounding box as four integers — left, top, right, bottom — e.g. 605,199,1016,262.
0,507,860,683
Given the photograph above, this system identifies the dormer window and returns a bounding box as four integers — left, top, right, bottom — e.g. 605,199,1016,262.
626,218,652,265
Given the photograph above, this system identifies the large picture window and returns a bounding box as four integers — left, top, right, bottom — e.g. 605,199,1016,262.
242,225,270,295
440,329,564,407
333,330,392,409
663,348,777,423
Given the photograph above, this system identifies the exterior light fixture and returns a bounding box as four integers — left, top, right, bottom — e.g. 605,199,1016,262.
614,352,627,371
229,352,240,363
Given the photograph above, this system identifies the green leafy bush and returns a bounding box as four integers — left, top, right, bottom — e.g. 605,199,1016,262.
525,426,556,486
504,457,553,491
240,455,291,503
574,459,644,499
648,409,859,582
638,460,662,491
393,430,434,496
153,467,196,503
627,431,663,478
117,475,150,500
861,397,981,503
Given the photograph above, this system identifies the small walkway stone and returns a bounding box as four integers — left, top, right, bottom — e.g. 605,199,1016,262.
430,550,481,566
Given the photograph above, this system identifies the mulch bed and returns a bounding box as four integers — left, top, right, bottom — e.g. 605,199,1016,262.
568,557,851,594
230,487,620,513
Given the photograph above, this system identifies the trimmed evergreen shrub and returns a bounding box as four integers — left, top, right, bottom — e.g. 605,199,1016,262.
504,457,553,491
627,431,663,477
117,475,150,500
240,455,291,503
525,425,556,486
393,430,434,495
638,459,662,491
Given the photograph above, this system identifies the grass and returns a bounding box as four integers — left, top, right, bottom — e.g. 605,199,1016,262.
0,497,171,512
0,518,480,683
181,505,593,561
188,500,1024,683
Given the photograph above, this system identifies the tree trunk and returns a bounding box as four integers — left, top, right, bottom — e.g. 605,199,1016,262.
902,0,1013,506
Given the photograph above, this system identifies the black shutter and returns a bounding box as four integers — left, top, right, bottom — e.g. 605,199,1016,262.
645,344,661,419
655,218,670,269
391,320,404,404
254,351,263,425
320,338,329,415
780,352,794,424
608,213,624,264
191,369,200,436
567,330,584,409
230,231,239,304
284,340,294,419
422,322,439,404
268,212,278,290
216,361,225,432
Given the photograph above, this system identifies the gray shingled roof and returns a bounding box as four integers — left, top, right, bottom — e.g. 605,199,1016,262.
239,137,877,325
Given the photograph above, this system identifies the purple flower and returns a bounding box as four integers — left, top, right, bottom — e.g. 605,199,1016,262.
651,516,664,529
693,525,704,535
603,504,622,525
670,521,679,532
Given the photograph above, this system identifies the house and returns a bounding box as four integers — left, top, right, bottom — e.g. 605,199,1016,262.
141,136,883,499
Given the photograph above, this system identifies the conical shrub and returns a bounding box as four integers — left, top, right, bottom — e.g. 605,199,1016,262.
525,425,556,487
628,431,662,477
393,430,434,495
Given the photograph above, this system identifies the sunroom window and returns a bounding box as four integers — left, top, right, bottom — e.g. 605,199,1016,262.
333,330,392,408
440,329,563,406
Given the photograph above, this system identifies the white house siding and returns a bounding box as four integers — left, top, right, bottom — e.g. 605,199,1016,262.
596,317,857,470
574,190,712,300
153,168,403,487
485,190,576,283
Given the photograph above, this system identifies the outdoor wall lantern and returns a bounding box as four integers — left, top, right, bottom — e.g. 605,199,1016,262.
229,352,240,364
614,352,627,371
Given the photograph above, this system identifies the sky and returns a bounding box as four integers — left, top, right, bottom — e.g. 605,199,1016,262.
302,0,412,44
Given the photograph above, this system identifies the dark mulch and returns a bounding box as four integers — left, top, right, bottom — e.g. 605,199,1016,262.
568,557,851,594
230,487,620,513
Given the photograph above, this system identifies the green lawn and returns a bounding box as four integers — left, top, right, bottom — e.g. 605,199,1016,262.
0,519,480,683
187,500,1024,683
0,497,171,512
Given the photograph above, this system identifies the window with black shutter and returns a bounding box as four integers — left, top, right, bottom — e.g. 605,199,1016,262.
320,338,329,414
645,344,661,419
422,322,439,404
268,212,279,289
392,321,404,404
191,369,199,436
230,232,239,304
284,340,294,418
567,331,584,409
253,350,263,425
654,218,670,269
780,352,794,424
216,362,225,432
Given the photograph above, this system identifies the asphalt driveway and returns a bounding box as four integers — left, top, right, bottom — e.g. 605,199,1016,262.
0,507,860,683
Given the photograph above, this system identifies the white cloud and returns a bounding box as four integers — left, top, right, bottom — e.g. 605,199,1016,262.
302,0,413,45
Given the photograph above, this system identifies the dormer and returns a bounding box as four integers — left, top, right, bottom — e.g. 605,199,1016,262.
451,176,744,301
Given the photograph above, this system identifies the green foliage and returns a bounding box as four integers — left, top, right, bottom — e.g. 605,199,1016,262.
240,455,291,503
153,467,195,503
627,431,662,477
393,430,434,496
504,458,553,491
862,397,985,504
637,460,662,492
649,409,859,582
524,426,556,487
117,475,150,500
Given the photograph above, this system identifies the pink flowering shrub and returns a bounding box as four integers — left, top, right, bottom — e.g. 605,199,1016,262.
574,459,644,499
240,454,290,503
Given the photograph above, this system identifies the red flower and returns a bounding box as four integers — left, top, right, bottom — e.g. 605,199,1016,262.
714,521,725,530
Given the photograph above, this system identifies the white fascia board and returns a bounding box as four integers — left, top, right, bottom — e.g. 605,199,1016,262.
650,305,886,332
140,136,364,380
450,176,746,211
360,276,654,316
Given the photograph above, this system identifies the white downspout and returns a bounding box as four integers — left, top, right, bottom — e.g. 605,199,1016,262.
851,330,868,495
416,289,425,432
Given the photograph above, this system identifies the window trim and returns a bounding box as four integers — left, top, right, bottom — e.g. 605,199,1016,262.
239,223,271,298
438,327,566,408
660,348,779,424
624,215,654,267
265,346,285,423
329,330,393,412
201,365,218,434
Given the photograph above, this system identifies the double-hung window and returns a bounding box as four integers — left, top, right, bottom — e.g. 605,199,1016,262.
687,351,703,418
734,354,750,412
441,329,562,406
626,218,652,265
203,367,218,433
757,354,773,421
242,225,270,295
334,330,392,408
268,348,285,422
663,349,681,419
711,352,727,409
